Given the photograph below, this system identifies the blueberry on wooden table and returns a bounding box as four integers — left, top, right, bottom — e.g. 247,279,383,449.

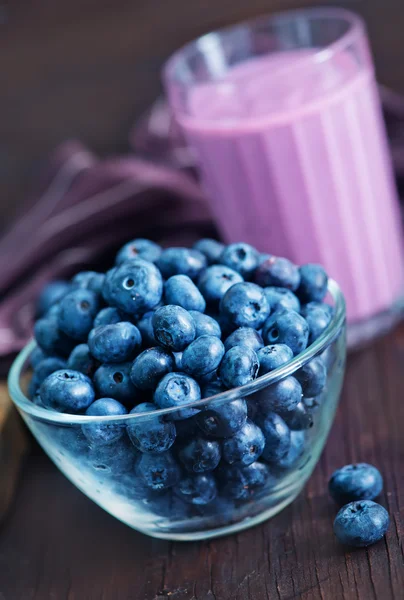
329,463,383,505
333,500,389,547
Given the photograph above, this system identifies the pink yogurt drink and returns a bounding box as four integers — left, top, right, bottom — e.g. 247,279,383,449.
164,9,404,325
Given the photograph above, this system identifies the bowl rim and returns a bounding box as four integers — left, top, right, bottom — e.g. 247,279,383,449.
8,279,345,425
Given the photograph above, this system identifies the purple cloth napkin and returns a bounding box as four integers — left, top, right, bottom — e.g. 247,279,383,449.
1,89,404,367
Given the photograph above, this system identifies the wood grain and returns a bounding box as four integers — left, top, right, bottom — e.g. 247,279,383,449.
0,327,403,599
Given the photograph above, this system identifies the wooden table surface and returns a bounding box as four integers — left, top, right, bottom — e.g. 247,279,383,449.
0,327,403,600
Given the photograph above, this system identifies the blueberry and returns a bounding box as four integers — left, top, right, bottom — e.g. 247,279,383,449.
333,501,389,547
196,399,247,438
175,473,217,505
136,451,181,491
189,311,222,338
93,307,124,328
301,302,334,344
130,347,174,390
260,376,302,416
219,346,259,389
257,344,293,375
115,238,162,264
34,316,75,357
82,398,128,445
220,243,259,279
36,280,71,317
127,402,176,453
224,327,264,353
182,335,225,378
136,311,156,347
102,259,163,316
89,438,138,476
94,363,138,406
263,287,301,312
154,372,201,420
157,247,207,280
198,265,244,308
178,436,221,473
193,238,225,265
152,305,196,351
58,289,99,341
40,370,95,412
72,271,105,294
30,356,67,397
220,282,270,330
88,322,142,363
254,256,300,291
295,357,327,397
329,464,383,505
281,402,313,431
275,430,306,470
67,344,98,377
164,274,206,312
262,309,309,356
30,346,47,369
220,461,270,501
256,412,291,463
222,419,265,466
297,264,328,303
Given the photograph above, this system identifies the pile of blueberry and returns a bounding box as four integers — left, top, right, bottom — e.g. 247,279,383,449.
29,239,334,518
329,463,389,547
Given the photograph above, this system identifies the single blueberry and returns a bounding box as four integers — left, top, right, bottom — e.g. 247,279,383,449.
193,238,225,265
297,264,328,303
72,271,105,294
175,473,217,505
136,451,181,491
130,347,174,390
259,376,302,416
333,501,389,547
29,356,67,397
88,322,142,363
262,309,309,356
115,238,162,264
254,256,300,290
154,372,201,420
40,369,95,412
67,344,98,378
219,346,259,389
127,402,176,454
301,302,334,344
178,436,221,473
256,412,291,463
36,280,71,317
102,259,163,316
93,307,124,328
263,287,301,313
196,398,247,438
182,335,225,378
88,438,138,477
58,288,99,341
34,316,75,357
189,311,222,338
295,357,327,397
30,346,47,369
93,362,138,406
281,402,314,431
82,398,128,445
219,243,259,279
220,282,270,330
222,419,265,466
156,247,207,280
220,461,271,501
329,463,383,505
164,274,206,312
152,305,196,351
197,265,243,308
257,344,293,375
224,327,264,353
136,311,156,347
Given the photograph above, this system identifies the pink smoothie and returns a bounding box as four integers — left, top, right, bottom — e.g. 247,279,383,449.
177,50,404,322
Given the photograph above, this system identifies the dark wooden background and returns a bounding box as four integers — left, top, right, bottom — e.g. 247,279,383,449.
1,1,404,599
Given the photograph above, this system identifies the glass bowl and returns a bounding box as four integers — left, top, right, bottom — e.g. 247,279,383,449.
8,280,346,541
